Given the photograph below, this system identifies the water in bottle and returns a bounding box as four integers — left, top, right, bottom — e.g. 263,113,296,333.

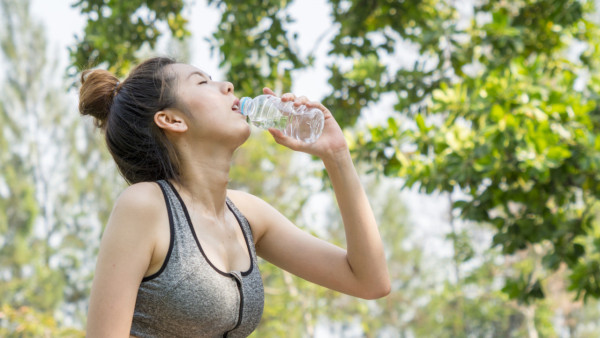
239,95,324,143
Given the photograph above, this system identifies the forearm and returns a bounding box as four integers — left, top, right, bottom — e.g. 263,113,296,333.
322,150,391,297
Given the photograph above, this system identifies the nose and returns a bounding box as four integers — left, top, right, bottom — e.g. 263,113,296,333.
223,81,234,94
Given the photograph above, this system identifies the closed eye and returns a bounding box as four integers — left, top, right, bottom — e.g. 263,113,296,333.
198,81,208,85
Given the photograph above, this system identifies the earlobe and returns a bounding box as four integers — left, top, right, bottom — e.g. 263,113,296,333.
154,110,188,133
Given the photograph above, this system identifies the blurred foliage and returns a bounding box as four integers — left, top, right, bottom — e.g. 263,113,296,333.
341,0,600,304
396,0,600,304
0,0,119,334
206,0,305,97
70,0,188,77
0,304,84,337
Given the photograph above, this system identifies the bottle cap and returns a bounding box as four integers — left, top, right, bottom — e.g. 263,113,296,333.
240,97,251,116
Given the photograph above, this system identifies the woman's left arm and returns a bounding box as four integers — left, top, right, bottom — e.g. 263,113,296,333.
231,89,390,299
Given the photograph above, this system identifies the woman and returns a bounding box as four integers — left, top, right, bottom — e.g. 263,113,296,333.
80,57,390,337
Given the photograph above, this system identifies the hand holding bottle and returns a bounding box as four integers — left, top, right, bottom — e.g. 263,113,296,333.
260,88,349,161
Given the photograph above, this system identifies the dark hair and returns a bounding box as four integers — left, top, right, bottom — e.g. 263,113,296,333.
79,57,182,184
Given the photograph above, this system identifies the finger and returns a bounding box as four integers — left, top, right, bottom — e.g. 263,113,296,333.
281,93,296,102
268,128,303,151
263,87,276,96
305,101,332,116
304,100,325,110
294,96,310,106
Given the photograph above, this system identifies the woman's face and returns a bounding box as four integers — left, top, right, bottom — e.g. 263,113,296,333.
168,63,250,145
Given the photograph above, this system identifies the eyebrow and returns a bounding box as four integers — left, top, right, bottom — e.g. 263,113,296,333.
187,71,212,80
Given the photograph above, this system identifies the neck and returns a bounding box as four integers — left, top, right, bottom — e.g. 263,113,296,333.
173,141,234,218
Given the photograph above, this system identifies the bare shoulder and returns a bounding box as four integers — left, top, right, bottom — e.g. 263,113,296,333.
227,189,262,207
227,189,277,215
115,181,164,211
98,181,167,265
104,182,166,238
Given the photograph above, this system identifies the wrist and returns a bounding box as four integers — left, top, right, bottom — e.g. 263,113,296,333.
321,148,352,169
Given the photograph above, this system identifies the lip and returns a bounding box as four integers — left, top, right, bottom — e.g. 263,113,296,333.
232,98,241,113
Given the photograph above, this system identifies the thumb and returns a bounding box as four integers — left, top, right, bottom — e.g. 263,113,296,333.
263,87,276,96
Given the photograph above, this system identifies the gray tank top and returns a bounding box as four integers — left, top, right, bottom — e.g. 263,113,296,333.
130,180,264,337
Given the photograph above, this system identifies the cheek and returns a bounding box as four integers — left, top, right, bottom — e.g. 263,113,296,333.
182,97,219,122
179,87,214,111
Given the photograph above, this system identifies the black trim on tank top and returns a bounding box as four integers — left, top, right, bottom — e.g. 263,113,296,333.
225,199,255,277
141,180,176,282
165,180,254,277
224,273,244,337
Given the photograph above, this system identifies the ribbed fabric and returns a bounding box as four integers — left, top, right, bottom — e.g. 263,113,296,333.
130,180,264,337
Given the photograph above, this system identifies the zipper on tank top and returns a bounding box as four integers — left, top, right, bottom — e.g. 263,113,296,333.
223,272,244,337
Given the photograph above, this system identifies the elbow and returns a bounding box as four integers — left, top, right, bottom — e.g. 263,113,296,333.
371,284,392,300
360,279,391,300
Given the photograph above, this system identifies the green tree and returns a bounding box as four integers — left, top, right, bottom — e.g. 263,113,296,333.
0,0,67,321
70,0,188,77
312,183,560,337
383,0,600,303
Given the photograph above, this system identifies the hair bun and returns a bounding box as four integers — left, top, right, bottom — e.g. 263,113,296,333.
79,69,120,128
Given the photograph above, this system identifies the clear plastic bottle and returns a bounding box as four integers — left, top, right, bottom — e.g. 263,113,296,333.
240,95,324,144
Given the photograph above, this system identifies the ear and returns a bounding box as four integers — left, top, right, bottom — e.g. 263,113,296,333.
154,109,188,133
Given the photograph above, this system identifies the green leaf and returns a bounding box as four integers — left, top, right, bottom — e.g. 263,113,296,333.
416,114,426,132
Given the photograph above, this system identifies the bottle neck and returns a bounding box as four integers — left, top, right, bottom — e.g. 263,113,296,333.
240,97,252,116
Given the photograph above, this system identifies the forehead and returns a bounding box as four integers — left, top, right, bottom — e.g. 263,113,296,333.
169,63,211,81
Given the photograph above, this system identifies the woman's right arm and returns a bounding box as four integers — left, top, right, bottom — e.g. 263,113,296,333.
86,183,164,337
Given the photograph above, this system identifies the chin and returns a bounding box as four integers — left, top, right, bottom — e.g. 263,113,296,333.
231,124,251,148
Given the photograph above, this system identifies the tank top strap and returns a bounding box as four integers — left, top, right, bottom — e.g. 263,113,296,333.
226,197,259,264
155,180,196,254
